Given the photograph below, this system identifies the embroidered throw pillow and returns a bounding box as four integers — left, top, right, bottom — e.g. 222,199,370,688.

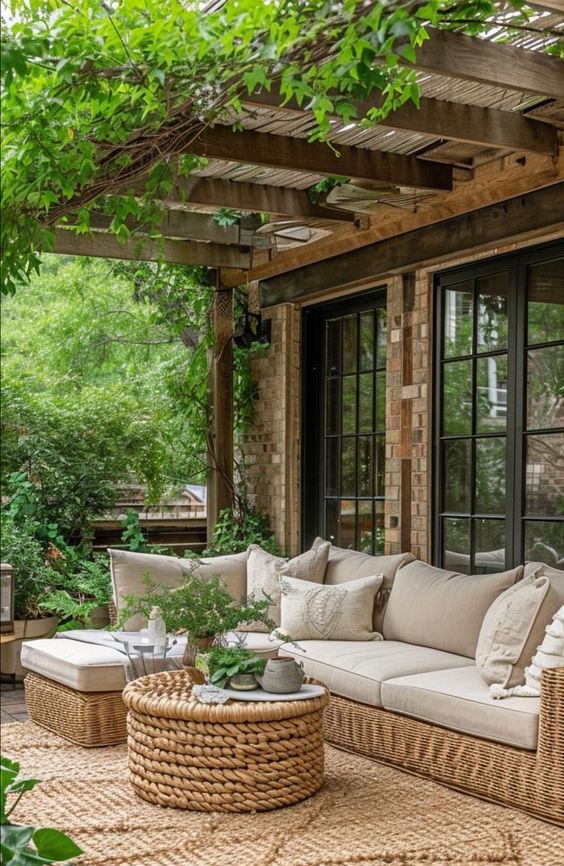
239,542,330,633
476,574,551,689
278,573,384,641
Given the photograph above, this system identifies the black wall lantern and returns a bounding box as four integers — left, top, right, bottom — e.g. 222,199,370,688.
233,310,271,349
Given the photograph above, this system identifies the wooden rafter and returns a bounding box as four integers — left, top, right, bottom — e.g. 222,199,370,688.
67,211,242,245
118,175,355,222
413,28,564,100
259,182,564,306
188,126,453,190
243,86,558,156
52,228,251,268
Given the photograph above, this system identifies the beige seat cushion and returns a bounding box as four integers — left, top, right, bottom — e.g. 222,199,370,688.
476,573,559,688
21,638,129,692
109,548,248,630
279,640,469,708
383,560,523,658
21,630,280,692
241,543,330,632
381,666,540,750
313,538,414,630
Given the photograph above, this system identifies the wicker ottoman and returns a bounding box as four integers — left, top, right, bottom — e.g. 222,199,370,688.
25,672,127,747
122,670,329,812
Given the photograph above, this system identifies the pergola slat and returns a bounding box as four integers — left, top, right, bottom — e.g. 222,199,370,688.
259,182,564,306
243,87,558,156
188,126,453,191
52,229,251,268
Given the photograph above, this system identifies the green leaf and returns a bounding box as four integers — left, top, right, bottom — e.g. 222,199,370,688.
32,829,83,862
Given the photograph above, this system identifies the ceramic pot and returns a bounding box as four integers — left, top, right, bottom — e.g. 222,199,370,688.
256,657,304,694
229,673,258,691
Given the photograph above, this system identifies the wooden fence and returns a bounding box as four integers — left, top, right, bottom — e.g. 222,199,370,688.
92,517,207,557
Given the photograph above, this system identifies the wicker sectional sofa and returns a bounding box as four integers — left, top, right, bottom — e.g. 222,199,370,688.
21,543,564,825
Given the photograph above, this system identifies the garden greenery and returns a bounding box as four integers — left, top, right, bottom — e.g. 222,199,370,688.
117,572,276,639
1,0,550,295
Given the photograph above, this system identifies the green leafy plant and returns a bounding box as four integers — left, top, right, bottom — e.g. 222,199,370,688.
37,553,112,631
117,572,275,640
213,208,241,227
0,515,51,620
307,176,348,205
207,645,266,688
203,506,280,557
1,0,545,296
1,756,82,865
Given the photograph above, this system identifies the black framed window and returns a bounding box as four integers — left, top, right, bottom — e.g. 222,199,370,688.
302,288,387,552
434,241,564,573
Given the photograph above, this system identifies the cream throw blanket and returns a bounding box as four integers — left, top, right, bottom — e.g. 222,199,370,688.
490,605,564,699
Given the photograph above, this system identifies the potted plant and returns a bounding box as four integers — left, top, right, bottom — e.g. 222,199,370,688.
118,572,275,667
207,645,266,690
0,517,59,679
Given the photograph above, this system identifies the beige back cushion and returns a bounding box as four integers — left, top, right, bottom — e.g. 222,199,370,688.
312,538,414,630
279,573,384,641
109,548,248,630
383,560,523,658
240,542,330,633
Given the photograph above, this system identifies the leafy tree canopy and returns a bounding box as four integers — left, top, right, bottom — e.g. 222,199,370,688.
1,0,548,294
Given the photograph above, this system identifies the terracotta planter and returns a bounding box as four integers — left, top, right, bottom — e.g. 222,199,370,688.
0,616,59,679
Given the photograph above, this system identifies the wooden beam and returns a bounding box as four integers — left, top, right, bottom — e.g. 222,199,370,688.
224,149,563,286
413,28,564,100
527,2,564,14
189,126,453,191
243,86,557,156
51,228,251,268
119,175,355,222
207,280,234,534
69,211,242,245
259,182,564,306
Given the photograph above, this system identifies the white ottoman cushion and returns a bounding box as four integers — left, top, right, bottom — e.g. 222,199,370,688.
21,639,128,692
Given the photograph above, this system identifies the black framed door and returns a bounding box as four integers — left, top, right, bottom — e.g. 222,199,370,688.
433,240,564,573
302,287,387,552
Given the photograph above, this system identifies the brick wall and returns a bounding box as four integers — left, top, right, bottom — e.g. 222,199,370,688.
244,233,559,561
240,303,300,554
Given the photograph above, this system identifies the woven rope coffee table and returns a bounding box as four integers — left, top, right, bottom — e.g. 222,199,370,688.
122,670,329,813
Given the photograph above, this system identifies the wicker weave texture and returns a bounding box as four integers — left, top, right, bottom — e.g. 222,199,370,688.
324,666,564,826
24,672,128,747
122,670,329,812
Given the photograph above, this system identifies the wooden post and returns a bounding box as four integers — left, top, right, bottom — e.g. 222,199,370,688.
207,276,234,538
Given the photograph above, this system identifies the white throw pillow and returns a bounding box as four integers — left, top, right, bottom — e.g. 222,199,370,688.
240,542,330,632
277,573,384,641
490,606,564,699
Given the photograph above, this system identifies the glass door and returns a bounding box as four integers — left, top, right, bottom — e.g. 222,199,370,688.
302,288,387,552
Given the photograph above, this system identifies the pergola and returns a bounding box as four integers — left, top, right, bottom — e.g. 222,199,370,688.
49,7,564,533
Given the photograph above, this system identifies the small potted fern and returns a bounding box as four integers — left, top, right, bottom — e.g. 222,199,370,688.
207,645,266,690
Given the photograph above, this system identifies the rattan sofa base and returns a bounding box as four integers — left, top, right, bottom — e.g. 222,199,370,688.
323,667,564,826
25,672,127,747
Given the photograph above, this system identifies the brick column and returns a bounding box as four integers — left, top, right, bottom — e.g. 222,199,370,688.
385,271,431,561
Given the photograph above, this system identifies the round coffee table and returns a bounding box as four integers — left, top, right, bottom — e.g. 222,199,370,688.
122,670,329,812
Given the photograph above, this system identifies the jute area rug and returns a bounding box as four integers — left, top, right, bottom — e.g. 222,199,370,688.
3,722,562,866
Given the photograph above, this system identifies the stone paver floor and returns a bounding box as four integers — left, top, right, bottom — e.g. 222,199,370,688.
1,682,28,723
